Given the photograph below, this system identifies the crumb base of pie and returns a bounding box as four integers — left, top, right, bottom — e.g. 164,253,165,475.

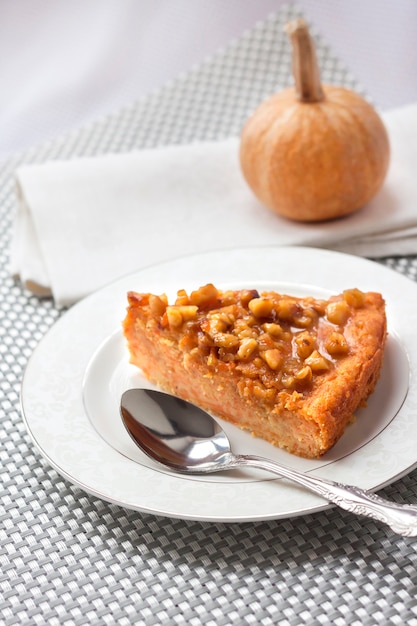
123,283,387,459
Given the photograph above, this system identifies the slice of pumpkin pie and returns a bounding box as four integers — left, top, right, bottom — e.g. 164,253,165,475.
123,283,387,458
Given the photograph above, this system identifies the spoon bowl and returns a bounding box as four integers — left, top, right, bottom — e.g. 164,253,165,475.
121,388,417,537
121,388,232,472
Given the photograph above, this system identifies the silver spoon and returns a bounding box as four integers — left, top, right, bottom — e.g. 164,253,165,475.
120,388,417,536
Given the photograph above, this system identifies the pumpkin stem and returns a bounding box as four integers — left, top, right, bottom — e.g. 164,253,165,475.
285,19,324,103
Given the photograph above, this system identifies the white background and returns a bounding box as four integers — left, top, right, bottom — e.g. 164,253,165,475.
1,0,417,158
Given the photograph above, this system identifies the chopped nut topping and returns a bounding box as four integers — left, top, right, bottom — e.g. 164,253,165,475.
294,331,316,360
293,314,314,328
175,289,190,306
262,322,284,338
343,288,365,308
152,283,359,398
281,374,296,389
166,306,184,328
166,304,198,328
248,297,273,318
262,349,283,371
326,300,350,325
275,299,297,322
149,294,167,316
295,365,313,385
238,337,258,360
304,350,331,372
325,331,349,356
179,305,198,320
212,333,239,349
189,283,218,308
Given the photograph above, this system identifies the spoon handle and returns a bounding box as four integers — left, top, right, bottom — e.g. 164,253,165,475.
236,454,417,537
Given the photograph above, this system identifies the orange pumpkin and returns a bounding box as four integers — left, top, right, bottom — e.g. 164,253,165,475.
239,19,390,222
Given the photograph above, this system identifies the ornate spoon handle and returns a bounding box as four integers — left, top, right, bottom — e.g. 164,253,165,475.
235,454,417,537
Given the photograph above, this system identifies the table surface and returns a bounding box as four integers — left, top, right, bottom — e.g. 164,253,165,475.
1,3,417,625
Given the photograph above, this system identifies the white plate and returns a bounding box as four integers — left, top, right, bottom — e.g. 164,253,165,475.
21,247,416,522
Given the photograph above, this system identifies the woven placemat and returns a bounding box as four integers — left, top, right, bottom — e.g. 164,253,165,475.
1,4,417,625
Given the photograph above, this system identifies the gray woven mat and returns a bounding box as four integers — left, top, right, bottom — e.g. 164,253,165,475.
1,4,417,625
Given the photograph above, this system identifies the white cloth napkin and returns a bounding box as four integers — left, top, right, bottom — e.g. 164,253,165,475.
10,102,417,307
